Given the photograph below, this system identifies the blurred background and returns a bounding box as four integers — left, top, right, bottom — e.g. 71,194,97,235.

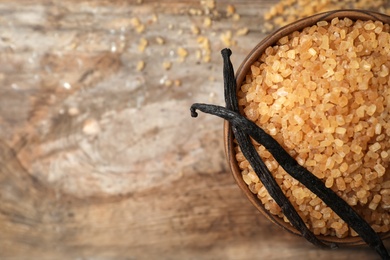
1,0,390,259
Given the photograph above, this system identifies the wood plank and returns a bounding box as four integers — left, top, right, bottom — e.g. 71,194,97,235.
0,1,389,259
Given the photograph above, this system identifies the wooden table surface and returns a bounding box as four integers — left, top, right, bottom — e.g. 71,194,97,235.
1,1,389,259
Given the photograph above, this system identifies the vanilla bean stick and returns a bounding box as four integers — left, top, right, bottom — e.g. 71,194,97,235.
220,48,335,249
190,48,390,259
190,102,389,259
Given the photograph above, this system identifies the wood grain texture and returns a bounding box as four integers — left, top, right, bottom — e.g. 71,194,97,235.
0,1,389,259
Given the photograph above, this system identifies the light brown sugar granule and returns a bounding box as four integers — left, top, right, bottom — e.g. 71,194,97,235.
203,17,212,28
236,18,390,238
136,60,145,71
162,61,172,71
130,17,145,33
220,30,236,47
138,38,148,52
236,27,249,36
263,0,389,29
177,47,188,62
191,25,200,35
226,4,235,17
155,36,165,45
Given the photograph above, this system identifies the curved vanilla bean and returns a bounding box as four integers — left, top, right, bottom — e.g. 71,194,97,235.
221,48,238,112
220,48,335,249
190,103,390,259
220,48,388,258
190,48,389,258
226,119,333,249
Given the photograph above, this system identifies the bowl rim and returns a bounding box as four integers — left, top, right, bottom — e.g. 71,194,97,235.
224,9,390,246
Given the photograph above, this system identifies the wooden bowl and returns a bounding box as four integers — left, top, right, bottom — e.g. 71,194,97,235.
224,9,390,246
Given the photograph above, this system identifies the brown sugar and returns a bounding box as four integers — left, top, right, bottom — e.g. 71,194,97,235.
236,18,390,238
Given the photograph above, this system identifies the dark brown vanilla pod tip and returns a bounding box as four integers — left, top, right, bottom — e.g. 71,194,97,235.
224,9,390,248
221,48,232,57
